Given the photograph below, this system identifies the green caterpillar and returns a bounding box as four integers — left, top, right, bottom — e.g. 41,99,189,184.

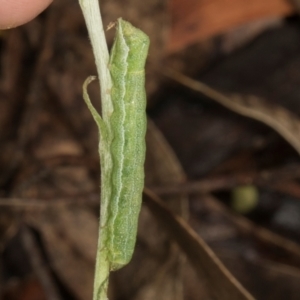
83,19,150,271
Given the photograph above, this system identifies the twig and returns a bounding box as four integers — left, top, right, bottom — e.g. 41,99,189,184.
78,1,112,299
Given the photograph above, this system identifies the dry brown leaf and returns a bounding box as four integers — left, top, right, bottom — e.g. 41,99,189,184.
144,188,255,300
165,69,300,155
168,0,294,53
25,207,97,300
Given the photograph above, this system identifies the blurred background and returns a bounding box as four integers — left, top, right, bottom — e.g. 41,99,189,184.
1,0,300,299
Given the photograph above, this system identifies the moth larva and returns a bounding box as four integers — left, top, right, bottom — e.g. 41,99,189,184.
83,18,150,271
108,19,149,270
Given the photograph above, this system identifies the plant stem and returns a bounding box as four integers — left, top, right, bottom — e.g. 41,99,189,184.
78,1,113,299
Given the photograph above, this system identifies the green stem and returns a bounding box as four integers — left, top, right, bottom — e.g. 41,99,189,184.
78,1,113,300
